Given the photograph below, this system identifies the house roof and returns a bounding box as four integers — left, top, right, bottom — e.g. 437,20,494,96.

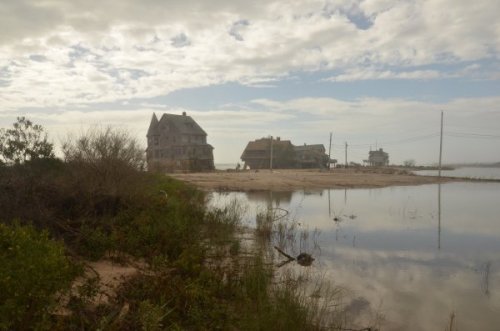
147,113,160,136
294,144,325,152
147,112,207,136
241,138,293,159
244,138,293,151
369,149,388,157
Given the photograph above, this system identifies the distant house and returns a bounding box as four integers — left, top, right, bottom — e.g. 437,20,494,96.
368,148,389,166
240,137,329,169
240,137,295,169
146,112,214,172
294,144,329,169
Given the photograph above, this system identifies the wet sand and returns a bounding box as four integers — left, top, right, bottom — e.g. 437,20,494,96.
171,168,456,191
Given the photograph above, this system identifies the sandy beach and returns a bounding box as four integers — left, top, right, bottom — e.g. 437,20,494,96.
171,167,456,191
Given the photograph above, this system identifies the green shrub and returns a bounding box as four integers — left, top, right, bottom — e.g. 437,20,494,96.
0,222,80,330
0,117,54,165
78,224,112,260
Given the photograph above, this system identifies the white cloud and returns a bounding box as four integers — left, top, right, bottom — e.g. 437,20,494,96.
0,0,499,109
326,68,445,82
0,1,499,164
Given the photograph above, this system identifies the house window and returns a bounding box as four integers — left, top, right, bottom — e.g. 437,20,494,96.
154,137,159,145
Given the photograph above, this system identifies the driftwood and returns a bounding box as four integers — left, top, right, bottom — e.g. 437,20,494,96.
273,246,295,261
274,246,315,267
271,207,289,221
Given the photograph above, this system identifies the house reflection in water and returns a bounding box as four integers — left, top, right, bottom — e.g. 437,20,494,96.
245,191,293,207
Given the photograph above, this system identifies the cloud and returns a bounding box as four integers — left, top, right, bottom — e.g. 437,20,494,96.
0,0,499,109
326,68,445,82
0,0,498,164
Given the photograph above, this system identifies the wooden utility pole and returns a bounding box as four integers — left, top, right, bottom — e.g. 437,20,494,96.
438,183,441,250
344,142,348,167
328,132,332,169
438,111,443,178
270,135,273,171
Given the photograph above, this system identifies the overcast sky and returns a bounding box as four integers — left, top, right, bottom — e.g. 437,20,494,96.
1,0,499,165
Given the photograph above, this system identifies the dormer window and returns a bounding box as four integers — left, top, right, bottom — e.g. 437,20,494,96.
154,137,159,145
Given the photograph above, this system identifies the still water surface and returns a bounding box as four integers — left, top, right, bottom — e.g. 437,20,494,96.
210,182,500,331
414,166,500,180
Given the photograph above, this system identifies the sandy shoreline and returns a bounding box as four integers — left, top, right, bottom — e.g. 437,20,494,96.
171,168,457,191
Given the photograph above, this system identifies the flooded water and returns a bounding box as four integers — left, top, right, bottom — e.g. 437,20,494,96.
414,166,500,180
209,182,500,331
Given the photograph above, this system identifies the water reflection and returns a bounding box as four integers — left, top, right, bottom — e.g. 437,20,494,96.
246,190,293,206
209,182,500,331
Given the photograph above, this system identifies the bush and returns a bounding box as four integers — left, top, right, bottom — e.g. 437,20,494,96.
0,222,80,330
62,126,145,171
61,127,147,220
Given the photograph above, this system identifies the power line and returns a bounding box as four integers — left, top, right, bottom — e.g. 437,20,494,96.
337,132,440,149
327,129,499,158
445,131,500,139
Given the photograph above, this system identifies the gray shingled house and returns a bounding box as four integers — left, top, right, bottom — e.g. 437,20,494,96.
146,112,214,172
240,137,329,169
240,137,295,169
367,148,389,166
293,144,329,169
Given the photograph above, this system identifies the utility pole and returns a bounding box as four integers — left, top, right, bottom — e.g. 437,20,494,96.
270,135,273,171
328,132,332,169
344,142,348,168
438,111,443,178
438,183,441,250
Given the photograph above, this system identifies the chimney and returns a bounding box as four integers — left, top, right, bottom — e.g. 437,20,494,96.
277,137,280,141
182,111,186,116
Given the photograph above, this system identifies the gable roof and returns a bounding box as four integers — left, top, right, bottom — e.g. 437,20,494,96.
147,113,159,136
147,112,207,136
244,138,293,151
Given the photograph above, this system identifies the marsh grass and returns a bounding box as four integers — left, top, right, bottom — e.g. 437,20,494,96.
252,205,361,330
231,254,346,331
